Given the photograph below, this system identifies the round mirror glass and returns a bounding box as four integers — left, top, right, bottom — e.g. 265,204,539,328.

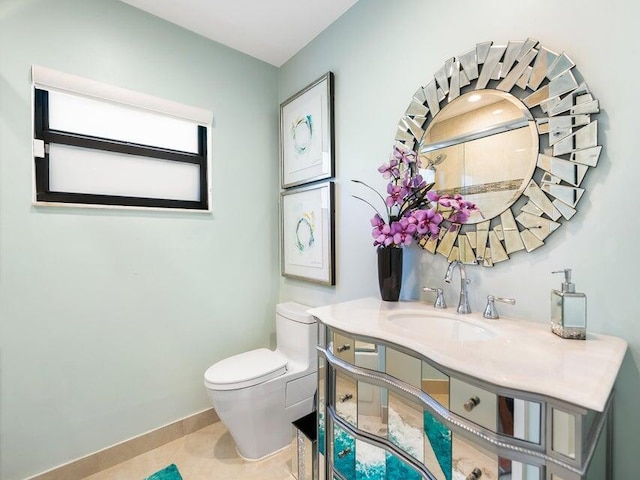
417,90,538,224
394,39,601,266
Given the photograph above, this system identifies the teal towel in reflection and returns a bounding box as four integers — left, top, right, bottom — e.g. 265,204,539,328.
144,464,183,480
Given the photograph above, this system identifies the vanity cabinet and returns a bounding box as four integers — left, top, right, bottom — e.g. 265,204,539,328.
311,298,626,480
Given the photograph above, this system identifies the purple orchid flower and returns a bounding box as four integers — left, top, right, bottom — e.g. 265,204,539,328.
391,144,416,165
386,183,403,207
371,214,394,247
390,217,417,246
411,208,443,237
377,158,400,179
355,145,480,249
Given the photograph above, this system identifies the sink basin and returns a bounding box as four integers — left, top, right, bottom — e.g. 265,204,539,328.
387,312,496,342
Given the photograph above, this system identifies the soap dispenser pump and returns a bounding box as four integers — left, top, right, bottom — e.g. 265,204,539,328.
551,269,587,340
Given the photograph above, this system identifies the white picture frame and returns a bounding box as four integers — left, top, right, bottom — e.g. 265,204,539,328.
280,72,334,188
281,181,335,285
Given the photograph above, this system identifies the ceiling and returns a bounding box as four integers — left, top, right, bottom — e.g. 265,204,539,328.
120,0,359,67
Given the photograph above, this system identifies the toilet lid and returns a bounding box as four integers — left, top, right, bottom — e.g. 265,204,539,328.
204,348,288,390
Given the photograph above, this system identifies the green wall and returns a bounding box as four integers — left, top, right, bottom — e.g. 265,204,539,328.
3,0,639,478
0,1,279,478
279,0,640,478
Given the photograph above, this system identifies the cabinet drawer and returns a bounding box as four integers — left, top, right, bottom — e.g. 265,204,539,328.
450,377,497,431
332,422,356,480
453,434,498,480
332,332,355,364
335,372,357,426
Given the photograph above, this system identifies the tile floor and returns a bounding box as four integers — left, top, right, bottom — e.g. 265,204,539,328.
80,422,295,480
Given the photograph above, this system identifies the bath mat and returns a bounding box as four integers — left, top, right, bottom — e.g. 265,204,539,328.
144,464,183,480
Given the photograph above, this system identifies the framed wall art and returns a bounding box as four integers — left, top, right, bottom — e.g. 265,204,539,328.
281,181,335,285
280,72,334,188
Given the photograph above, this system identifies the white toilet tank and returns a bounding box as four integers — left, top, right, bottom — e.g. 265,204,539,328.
275,302,317,368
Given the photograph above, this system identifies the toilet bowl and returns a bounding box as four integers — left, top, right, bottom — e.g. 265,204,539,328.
204,302,317,460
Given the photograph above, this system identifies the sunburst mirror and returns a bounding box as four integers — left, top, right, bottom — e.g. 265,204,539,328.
395,39,600,266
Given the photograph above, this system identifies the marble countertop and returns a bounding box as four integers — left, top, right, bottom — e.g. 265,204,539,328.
309,297,627,412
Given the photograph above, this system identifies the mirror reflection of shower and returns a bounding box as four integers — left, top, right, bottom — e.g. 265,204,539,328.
420,153,447,184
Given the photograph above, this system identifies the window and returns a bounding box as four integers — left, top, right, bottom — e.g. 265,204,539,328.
32,66,212,211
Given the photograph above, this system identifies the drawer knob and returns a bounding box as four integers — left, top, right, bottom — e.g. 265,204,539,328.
339,393,353,403
337,447,352,458
337,344,351,353
465,467,482,480
464,396,481,412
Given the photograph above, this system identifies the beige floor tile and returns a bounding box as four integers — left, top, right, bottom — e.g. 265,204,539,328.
80,422,295,480
97,422,184,471
82,437,184,480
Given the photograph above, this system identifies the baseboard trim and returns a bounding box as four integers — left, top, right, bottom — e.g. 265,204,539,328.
25,408,219,480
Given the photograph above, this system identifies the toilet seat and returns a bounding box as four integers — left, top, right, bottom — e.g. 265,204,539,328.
204,348,287,391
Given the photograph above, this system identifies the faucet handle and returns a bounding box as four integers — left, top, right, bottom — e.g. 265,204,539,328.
483,295,515,319
423,287,447,309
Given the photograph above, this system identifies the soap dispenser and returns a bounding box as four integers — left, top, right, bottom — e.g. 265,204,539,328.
551,269,587,340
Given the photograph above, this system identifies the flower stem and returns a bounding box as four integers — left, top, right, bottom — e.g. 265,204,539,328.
351,179,391,219
352,195,386,220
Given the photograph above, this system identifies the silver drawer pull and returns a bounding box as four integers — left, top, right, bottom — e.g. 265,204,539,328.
337,344,351,353
338,447,352,458
465,467,482,480
464,396,481,412
339,393,353,403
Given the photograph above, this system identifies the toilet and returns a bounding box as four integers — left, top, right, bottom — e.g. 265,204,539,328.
204,302,317,461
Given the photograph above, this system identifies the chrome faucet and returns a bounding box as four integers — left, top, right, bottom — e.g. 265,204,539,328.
444,260,471,314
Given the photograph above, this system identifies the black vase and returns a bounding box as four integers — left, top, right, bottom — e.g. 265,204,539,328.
377,247,403,301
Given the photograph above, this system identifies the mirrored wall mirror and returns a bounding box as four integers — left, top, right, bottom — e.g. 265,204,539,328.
418,89,538,224
396,39,601,266
498,396,542,444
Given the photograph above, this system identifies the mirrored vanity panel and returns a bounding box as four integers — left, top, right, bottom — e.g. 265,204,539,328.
386,346,422,388
354,439,423,480
357,381,387,437
319,354,326,479
388,392,425,463
333,332,355,364
498,458,542,480
355,341,384,372
384,450,423,480
498,395,542,444
450,377,497,431
335,371,357,427
453,434,498,480
423,409,451,480
328,415,427,480
551,408,577,460
421,361,450,409
333,424,356,480
316,299,626,480
356,439,387,479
